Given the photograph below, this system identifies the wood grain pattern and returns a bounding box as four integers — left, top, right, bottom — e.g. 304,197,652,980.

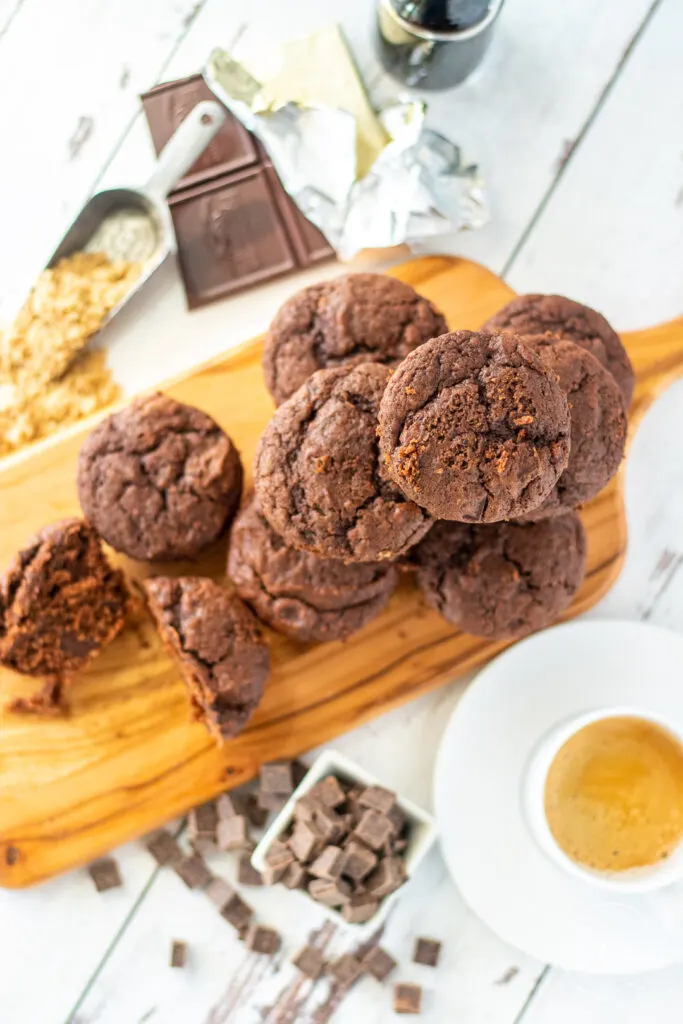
1,255,682,888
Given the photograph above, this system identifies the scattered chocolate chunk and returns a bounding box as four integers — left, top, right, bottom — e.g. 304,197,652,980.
365,856,406,898
329,953,364,988
293,794,319,822
217,815,252,852
174,852,211,890
281,861,308,889
237,854,263,886
339,839,378,882
413,937,441,967
313,804,345,843
260,761,294,797
170,940,187,968
262,865,287,885
310,775,347,808
145,830,183,868
88,857,122,892
244,793,269,828
216,792,242,819
221,893,254,931
293,945,326,979
188,801,218,851
288,821,324,863
309,845,344,880
394,982,422,1015
205,877,234,910
265,839,295,870
362,946,397,981
358,785,396,815
308,877,352,907
244,923,281,955
352,809,394,851
342,891,379,924
257,792,289,812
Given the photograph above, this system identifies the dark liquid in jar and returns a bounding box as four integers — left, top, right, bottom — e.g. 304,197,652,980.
393,0,492,32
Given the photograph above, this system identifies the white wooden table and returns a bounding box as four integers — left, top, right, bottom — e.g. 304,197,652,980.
1,0,682,1021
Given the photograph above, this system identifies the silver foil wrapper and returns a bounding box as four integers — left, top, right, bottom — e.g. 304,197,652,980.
205,49,487,260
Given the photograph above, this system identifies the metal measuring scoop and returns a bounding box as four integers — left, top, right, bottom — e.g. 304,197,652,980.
46,99,227,328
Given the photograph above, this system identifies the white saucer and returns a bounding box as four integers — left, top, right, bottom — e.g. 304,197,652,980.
434,620,683,974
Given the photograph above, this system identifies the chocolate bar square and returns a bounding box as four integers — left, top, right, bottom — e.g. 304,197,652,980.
329,953,363,988
310,775,346,809
260,761,295,796
88,857,122,892
339,839,377,882
413,937,441,967
341,891,379,924
170,940,187,968
145,830,182,868
281,861,308,889
265,839,295,870
205,876,234,910
365,856,406,898
237,854,263,887
243,793,269,828
309,845,344,880
221,893,254,931
174,852,212,890
362,946,397,981
358,785,396,815
216,792,242,819
244,924,281,955
293,945,325,979
288,821,324,864
394,983,422,1014
352,809,394,851
308,877,352,907
217,815,252,852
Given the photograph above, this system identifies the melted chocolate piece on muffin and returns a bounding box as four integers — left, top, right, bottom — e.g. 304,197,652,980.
227,497,398,642
413,514,586,639
144,576,269,741
262,273,447,405
255,363,432,563
77,393,242,561
0,518,130,686
378,331,571,522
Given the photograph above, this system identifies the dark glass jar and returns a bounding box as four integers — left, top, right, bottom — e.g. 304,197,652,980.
377,0,505,90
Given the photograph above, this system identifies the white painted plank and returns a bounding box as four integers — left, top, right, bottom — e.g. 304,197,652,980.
507,0,683,330
72,687,543,1024
0,0,204,323
520,965,683,1024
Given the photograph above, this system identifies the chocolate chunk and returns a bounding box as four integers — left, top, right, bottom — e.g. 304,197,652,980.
188,801,218,851
221,893,254,931
292,945,325,979
205,877,234,910
243,793,269,828
292,760,309,787
393,838,408,854
244,923,281,955
237,854,263,886
265,839,296,870
329,953,363,988
310,775,349,809
358,785,396,815
260,761,294,796
216,792,242,819
386,804,407,837
293,794,319,822
339,839,378,882
217,815,252,852
281,861,308,889
145,830,182,867
352,810,394,851
262,864,287,885
257,791,288,812
313,804,345,843
341,891,379,924
394,982,422,1014
174,852,211,890
170,940,187,968
365,856,406,898
309,845,344,880
308,877,352,907
288,821,324,863
362,946,397,981
413,937,441,967
88,857,122,892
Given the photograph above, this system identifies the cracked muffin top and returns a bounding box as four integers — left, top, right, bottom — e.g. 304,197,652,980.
262,273,448,406
254,362,432,563
412,513,587,640
227,496,398,643
77,393,243,561
144,575,269,741
377,331,571,523
482,293,634,406
519,337,627,520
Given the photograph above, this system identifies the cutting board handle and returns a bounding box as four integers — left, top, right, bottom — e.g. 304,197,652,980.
625,314,683,423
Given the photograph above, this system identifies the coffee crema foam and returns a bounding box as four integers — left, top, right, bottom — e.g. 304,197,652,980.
544,716,683,873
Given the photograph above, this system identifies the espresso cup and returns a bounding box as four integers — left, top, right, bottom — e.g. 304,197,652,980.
523,706,683,893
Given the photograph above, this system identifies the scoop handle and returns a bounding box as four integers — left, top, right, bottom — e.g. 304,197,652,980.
145,99,226,199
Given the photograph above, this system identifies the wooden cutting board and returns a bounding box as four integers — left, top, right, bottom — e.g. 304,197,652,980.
2,255,683,888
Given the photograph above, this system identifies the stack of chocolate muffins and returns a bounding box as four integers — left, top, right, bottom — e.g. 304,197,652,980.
0,274,632,744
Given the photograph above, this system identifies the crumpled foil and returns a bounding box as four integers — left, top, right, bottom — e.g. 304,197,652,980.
205,48,488,260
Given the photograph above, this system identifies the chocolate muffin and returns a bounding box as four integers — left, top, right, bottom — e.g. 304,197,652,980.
262,273,447,405
254,363,432,562
227,497,398,643
377,331,571,523
413,514,586,639
0,518,130,685
77,393,243,561
520,337,627,519
144,576,269,742
482,293,634,406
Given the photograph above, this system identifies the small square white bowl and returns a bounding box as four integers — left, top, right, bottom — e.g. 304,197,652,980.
251,748,438,935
